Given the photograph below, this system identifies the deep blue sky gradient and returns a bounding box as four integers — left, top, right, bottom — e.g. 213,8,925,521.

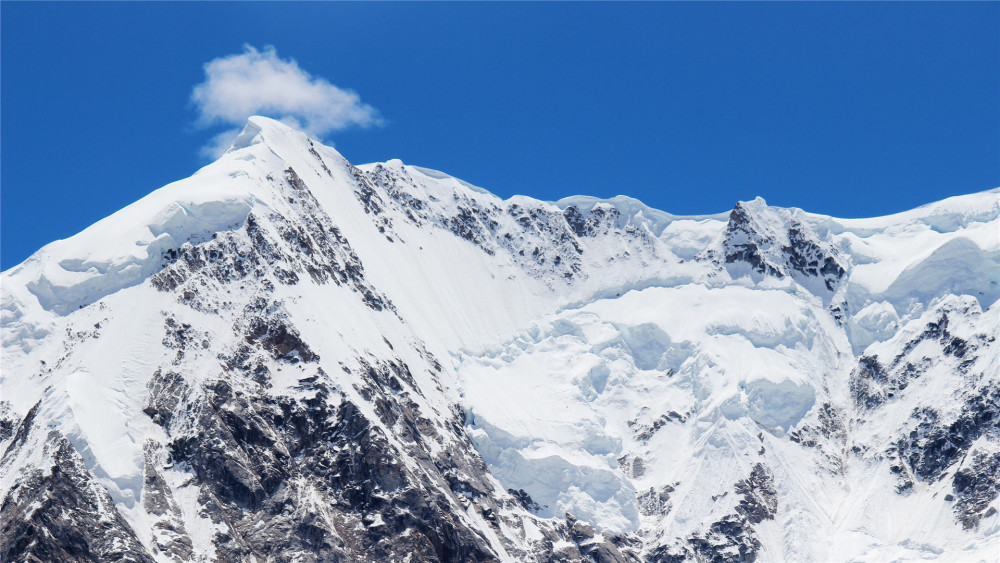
2,2,998,269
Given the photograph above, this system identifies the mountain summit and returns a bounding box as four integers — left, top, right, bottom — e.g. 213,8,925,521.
2,117,998,562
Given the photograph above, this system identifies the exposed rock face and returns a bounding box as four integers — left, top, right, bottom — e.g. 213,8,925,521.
363,162,607,285
1,139,640,562
141,165,640,561
649,463,778,563
849,296,1000,526
151,166,392,313
1,405,155,563
724,201,786,278
723,199,845,293
953,451,1000,529
149,374,501,562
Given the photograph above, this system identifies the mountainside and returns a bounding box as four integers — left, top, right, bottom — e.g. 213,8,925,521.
2,116,998,562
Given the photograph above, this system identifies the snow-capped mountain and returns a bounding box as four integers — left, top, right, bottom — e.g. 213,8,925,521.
2,116,997,562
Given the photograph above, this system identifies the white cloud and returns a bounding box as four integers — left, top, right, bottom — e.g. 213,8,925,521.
191,45,382,156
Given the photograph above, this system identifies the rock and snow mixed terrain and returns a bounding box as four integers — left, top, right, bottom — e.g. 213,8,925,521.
1,116,998,562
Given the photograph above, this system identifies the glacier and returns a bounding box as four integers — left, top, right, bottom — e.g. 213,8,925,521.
1,116,998,562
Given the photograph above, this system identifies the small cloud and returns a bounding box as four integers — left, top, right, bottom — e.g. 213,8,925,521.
191,45,382,156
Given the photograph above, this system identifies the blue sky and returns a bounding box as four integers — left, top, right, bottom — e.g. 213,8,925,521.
2,2,998,270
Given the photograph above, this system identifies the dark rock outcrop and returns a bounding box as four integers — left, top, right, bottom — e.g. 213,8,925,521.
1,404,155,563
723,201,845,293
650,463,777,563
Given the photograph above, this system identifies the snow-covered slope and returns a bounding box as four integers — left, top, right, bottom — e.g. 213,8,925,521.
2,116,998,562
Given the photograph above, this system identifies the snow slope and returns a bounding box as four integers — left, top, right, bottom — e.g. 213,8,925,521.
2,116,998,562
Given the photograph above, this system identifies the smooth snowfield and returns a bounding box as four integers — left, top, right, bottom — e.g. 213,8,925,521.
2,117,998,562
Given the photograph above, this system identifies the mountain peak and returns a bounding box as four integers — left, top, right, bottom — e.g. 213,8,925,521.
226,116,322,157
226,116,268,153
2,113,998,562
